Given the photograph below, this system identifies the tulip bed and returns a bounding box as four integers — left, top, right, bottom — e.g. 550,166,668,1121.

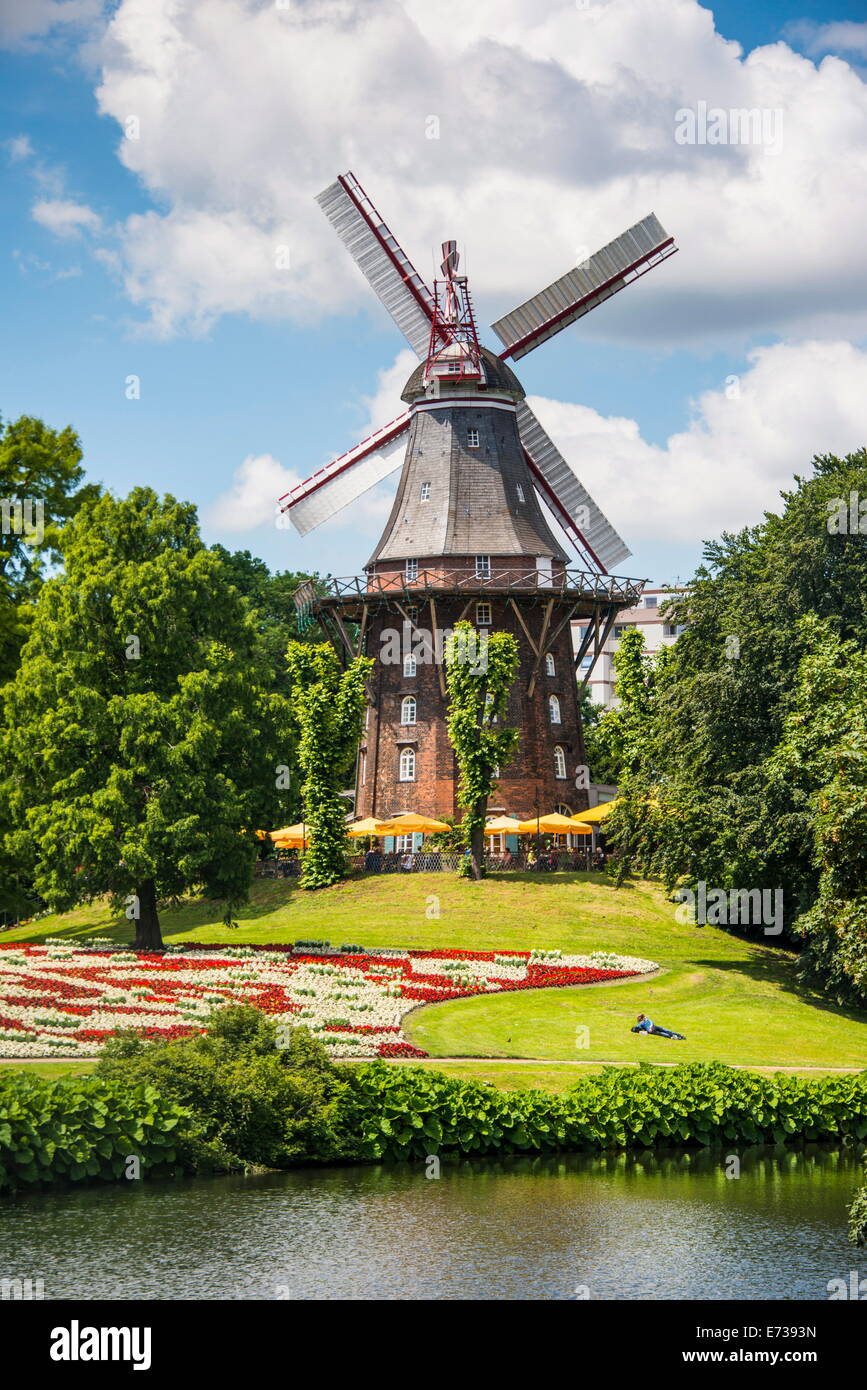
0,942,657,1060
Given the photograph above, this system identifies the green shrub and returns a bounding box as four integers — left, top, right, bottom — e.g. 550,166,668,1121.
0,1071,202,1190
848,1183,867,1245
338,1061,867,1162
95,1006,348,1168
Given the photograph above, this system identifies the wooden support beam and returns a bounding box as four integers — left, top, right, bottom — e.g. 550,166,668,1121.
526,598,555,697
578,605,620,693
507,597,540,658
428,595,446,698
330,607,358,665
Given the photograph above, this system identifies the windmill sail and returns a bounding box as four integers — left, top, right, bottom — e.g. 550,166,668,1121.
492,213,675,361
516,401,630,571
317,174,436,359
279,413,411,536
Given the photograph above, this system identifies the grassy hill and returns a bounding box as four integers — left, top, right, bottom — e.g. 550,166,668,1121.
4,872,866,1078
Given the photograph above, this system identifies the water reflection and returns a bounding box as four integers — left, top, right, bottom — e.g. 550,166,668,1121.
1,1145,862,1301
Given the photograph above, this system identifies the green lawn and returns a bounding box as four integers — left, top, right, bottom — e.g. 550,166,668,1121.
5,871,867,1076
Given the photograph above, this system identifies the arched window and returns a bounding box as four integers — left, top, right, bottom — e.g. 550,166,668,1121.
400,696,416,726
554,745,567,780
548,694,561,724
399,747,416,782
403,653,417,678
545,652,556,676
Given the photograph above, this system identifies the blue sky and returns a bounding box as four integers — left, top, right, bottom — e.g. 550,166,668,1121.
2,0,867,588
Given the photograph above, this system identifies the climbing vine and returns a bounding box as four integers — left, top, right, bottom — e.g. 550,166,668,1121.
444,620,519,880
286,642,372,889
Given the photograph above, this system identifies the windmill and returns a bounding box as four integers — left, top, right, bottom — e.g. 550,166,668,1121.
280,172,676,824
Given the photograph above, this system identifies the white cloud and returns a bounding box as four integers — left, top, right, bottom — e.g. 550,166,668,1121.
358,349,417,434
785,21,867,60
206,350,414,541
207,340,867,556
206,453,300,533
5,134,34,161
32,199,103,238
529,339,867,547
88,0,867,345
0,0,102,49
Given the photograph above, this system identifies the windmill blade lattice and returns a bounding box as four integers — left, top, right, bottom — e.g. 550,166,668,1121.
491,213,675,362
317,174,436,359
516,401,630,571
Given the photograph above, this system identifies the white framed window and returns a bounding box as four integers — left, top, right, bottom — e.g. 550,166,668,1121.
492,764,500,779
396,832,414,851
554,745,567,780
405,558,419,581
467,428,480,448
516,484,525,503
476,602,492,626
475,555,491,578
644,595,658,607
545,652,555,676
549,694,561,725
400,696,417,726
448,361,461,374
614,624,630,637
399,747,416,782
403,653,417,678
419,481,431,501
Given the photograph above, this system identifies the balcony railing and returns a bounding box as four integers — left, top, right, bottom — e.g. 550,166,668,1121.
315,567,645,607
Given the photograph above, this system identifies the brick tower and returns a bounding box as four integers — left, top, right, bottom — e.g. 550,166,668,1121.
281,174,676,820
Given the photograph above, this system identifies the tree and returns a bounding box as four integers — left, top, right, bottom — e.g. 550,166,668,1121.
1,489,293,949
767,616,867,1002
0,414,99,683
444,620,519,880
209,547,328,699
608,447,867,1001
285,641,372,890
583,627,658,785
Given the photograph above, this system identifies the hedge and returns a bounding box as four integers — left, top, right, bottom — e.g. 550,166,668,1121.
0,1070,199,1189
339,1060,867,1162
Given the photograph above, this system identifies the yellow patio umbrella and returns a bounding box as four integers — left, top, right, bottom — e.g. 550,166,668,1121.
483,815,521,835
515,812,583,834
269,822,309,847
346,817,391,837
377,812,450,834
570,800,618,825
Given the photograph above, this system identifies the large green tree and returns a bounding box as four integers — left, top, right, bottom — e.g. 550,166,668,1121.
0,414,98,683
609,448,867,1001
285,641,371,890
444,620,519,880
767,617,867,1001
210,547,327,698
2,489,293,948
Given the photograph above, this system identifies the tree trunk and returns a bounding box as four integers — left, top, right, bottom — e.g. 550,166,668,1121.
468,800,486,881
133,878,164,952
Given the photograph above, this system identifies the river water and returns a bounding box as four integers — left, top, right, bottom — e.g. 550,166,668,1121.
2,1145,863,1300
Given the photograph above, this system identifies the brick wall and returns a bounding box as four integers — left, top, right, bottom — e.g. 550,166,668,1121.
355,594,588,822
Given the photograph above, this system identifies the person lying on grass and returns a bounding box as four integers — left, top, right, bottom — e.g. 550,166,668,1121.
631,1012,686,1040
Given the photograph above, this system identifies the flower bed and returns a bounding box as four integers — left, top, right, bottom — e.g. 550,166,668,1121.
0,943,658,1060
